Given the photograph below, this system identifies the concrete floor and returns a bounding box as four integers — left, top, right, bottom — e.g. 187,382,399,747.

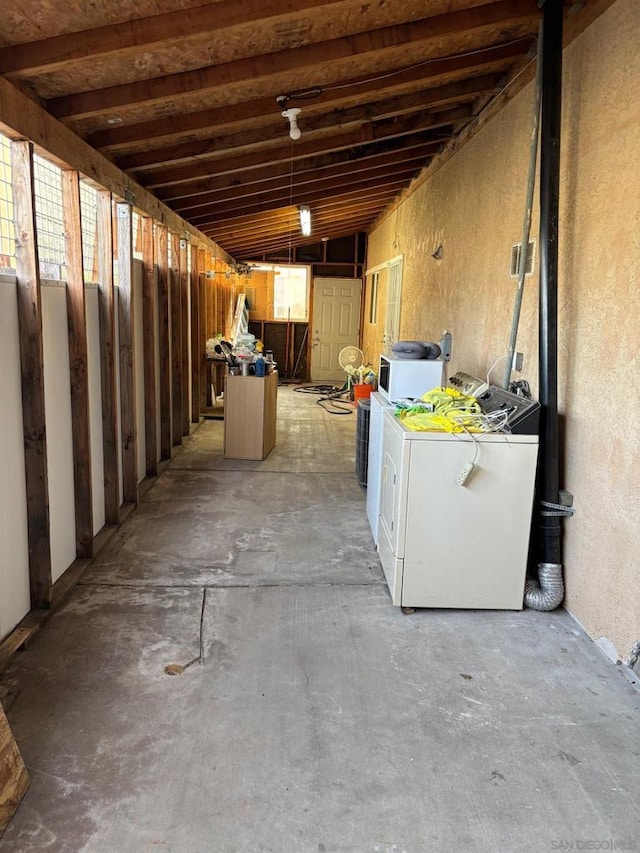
1,386,638,853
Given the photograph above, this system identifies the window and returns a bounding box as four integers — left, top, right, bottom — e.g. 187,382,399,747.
273,265,309,321
33,154,66,280
79,181,98,283
0,134,15,274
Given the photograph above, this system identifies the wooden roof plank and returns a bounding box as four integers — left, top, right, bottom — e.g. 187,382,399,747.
0,0,349,77
112,83,484,171
88,39,531,151
47,0,540,119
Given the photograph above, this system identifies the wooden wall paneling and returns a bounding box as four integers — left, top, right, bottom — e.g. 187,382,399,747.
10,139,53,609
141,216,158,475
116,202,138,504
0,704,29,835
155,224,171,460
170,231,183,446
180,239,189,436
61,169,94,558
95,191,120,525
190,243,201,423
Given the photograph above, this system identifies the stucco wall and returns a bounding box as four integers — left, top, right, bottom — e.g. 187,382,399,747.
365,0,640,661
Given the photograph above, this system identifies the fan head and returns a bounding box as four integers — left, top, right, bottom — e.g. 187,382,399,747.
338,346,364,374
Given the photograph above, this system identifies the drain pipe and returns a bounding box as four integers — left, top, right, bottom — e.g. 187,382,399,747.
525,0,565,611
502,21,543,391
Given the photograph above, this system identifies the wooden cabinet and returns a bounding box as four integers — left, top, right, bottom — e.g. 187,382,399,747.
223,371,278,460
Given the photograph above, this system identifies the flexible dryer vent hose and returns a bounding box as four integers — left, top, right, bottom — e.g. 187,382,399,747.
524,562,564,611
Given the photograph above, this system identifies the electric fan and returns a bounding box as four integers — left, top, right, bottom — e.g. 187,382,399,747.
338,346,365,385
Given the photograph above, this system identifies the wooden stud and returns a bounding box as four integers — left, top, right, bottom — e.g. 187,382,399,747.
96,190,120,525
10,139,52,610
190,245,201,423
141,217,158,475
116,202,138,504
198,248,208,413
155,224,171,460
180,239,190,436
0,704,29,835
170,231,183,447
61,169,94,558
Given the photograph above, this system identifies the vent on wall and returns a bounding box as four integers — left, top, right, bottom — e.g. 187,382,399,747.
510,240,535,277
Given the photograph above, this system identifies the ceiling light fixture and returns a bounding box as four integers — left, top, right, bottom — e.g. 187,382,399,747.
299,205,312,237
282,107,302,140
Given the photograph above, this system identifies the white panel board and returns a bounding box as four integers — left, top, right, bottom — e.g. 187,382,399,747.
85,285,105,535
0,278,31,639
42,282,76,583
133,261,146,484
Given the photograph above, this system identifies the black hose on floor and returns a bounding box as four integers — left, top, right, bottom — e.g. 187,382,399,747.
293,383,354,415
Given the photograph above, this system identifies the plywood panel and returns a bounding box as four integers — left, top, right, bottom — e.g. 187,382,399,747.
0,280,30,640
41,283,76,583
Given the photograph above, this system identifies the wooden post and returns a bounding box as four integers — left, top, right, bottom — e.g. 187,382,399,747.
116,202,137,504
170,231,183,446
180,238,190,436
96,190,120,525
141,217,158,475
190,243,201,423
61,169,93,557
10,139,52,609
0,704,29,835
155,224,171,460
198,248,208,412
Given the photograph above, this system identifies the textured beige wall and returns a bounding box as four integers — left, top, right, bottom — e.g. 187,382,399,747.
365,0,640,660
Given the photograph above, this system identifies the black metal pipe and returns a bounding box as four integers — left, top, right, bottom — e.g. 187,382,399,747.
538,0,563,566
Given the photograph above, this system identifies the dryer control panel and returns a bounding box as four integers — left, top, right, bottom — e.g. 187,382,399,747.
477,386,540,435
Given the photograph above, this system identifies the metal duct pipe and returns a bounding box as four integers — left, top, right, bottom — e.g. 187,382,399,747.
525,562,564,611
526,0,564,611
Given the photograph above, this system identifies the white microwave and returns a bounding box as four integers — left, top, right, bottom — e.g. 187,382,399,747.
378,353,444,402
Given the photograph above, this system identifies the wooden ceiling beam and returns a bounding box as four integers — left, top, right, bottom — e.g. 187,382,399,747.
47,0,540,120
212,218,375,254
200,187,403,232
89,39,531,151
214,217,375,254
138,120,453,188
181,162,423,222
0,0,349,78
205,191,398,234
155,135,441,201
113,81,485,171
219,220,376,256
173,155,429,216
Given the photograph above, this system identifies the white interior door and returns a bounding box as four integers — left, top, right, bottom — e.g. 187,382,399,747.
310,278,362,382
383,257,403,354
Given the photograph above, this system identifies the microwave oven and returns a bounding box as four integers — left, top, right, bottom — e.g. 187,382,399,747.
378,353,444,402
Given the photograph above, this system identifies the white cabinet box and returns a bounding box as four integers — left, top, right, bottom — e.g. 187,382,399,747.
378,411,539,610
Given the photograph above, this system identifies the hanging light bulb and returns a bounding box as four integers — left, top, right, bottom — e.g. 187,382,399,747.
282,107,302,140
